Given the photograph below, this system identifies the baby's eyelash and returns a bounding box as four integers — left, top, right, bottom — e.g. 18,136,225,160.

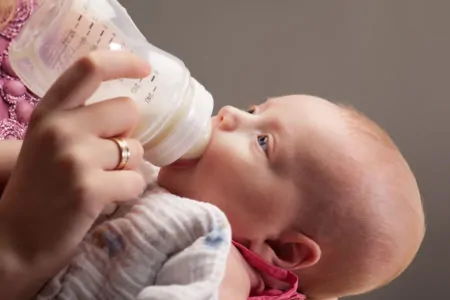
246,105,257,114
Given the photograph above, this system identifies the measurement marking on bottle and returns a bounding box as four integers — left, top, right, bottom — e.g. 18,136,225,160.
75,14,82,29
79,37,87,49
131,82,140,94
144,93,153,104
62,29,76,46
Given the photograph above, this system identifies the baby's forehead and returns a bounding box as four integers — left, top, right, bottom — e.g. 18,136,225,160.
258,96,356,179
268,98,382,185
263,96,347,131
263,94,336,110
271,96,393,156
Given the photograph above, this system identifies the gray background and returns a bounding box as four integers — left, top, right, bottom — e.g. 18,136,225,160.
122,1,449,299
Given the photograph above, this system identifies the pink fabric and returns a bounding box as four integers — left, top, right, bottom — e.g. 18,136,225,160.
0,0,40,140
233,241,306,300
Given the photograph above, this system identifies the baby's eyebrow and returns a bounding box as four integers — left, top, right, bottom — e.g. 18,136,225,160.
262,97,277,108
243,98,273,113
244,104,257,111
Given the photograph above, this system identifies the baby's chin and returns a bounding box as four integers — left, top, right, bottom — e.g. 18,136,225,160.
157,161,199,197
167,158,199,169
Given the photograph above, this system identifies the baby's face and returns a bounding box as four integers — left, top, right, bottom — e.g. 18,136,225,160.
158,95,424,297
158,95,352,243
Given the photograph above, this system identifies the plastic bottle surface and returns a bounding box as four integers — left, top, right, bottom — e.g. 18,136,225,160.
9,0,213,166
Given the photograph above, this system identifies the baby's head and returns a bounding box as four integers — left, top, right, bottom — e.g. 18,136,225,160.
158,95,425,299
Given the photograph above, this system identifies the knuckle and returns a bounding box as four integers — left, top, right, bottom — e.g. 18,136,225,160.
129,140,144,164
39,114,73,146
71,174,99,210
102,97,139,130
124,173,145,199
134,140,144,158
117,96,135,108
56,146,85,173
76,54,101,79
117,97,139,123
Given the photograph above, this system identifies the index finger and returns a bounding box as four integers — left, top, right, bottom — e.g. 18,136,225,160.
37,50,151,113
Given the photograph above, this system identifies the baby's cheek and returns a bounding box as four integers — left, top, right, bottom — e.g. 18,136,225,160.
225,206,266,239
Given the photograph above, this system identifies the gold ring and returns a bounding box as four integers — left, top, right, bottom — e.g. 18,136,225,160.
111,138,131,170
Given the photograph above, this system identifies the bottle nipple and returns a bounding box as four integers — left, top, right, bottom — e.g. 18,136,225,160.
181,119,212,160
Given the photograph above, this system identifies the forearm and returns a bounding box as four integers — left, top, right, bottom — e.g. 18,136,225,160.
0,197,56,300
0,140,22,188
0,140,43,299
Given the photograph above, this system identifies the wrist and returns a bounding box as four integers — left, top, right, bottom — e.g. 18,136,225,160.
0,216,48,299
0,226,32,299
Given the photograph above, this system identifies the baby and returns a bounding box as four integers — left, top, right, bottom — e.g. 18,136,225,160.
156,94,425,299
0,88,426,299
34,95,424,300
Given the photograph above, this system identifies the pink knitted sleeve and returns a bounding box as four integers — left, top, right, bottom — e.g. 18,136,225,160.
0,0,40,140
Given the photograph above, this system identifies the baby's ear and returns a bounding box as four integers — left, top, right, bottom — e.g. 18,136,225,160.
268,231,321,271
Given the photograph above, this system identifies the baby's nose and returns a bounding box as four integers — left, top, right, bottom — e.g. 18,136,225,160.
217,106,243,131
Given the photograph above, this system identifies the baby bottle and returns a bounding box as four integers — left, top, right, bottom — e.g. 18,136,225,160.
9,0,213,166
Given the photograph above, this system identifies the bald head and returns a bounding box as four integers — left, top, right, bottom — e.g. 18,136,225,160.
285,97,425,298
337,103,425,279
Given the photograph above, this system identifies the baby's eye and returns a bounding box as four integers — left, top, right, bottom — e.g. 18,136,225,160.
247,105,257,114
257,135,269,153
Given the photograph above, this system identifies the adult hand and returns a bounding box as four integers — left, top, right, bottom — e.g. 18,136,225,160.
0,50,150,299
